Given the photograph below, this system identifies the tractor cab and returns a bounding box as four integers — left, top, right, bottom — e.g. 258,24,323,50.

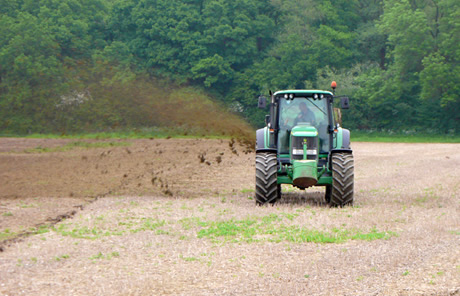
276,91,331,155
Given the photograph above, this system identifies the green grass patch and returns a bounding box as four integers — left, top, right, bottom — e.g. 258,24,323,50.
269,226,395,243
25,140,131,153
29,225,50,235
53,217,167,240
130,218,166,234
197,219,258,241
19,202,36,208
179,217,208,230
0,229,16,241
180,255,199,262
54,254,70,261
352,130,460,143
0,224,50,242
194,214,396,244
30,211,397,245
89,252,105,260
89,251,120,260
53,224,124,240
3,126,238,140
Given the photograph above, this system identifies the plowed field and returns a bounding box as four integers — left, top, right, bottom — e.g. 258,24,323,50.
0,138,459,295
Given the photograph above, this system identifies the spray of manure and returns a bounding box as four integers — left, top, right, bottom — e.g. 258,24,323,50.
59,66,256,149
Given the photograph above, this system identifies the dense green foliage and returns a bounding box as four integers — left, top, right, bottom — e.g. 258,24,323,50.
1,0,458,134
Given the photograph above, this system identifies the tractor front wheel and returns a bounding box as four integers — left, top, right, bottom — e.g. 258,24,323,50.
255,152,280,205
328,153,354,207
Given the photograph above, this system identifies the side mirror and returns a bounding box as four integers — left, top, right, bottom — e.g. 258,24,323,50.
340,97,350,109
265,115,270,125
258,96,267,109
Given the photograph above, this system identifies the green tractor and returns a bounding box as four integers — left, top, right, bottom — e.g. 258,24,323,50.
255,82,354,206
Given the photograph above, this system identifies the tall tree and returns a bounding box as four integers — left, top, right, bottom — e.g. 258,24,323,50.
0,12,64,132
418,0,460,131
375,0,459,131
108,0,276,91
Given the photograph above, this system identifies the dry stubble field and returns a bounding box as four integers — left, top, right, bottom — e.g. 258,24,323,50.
0,137,459,295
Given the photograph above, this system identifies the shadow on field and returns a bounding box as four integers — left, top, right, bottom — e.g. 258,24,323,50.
278,191,327,207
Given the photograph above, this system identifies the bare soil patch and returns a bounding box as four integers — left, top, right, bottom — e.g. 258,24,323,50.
0,138,73,153
0,138,459,295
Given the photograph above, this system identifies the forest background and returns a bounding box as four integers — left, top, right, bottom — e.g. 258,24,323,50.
1,0,459,135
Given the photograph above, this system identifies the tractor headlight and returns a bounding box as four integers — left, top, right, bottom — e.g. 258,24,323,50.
292,149,317,155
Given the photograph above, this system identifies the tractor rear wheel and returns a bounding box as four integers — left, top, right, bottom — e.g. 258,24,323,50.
255,152,280,205
328,153,354,207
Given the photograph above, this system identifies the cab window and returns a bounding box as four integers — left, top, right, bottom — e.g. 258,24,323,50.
277,97,329,154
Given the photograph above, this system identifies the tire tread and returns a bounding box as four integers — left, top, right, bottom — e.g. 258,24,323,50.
330,153,354,207
255,152,280,205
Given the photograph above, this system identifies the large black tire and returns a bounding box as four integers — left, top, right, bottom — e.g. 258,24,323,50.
255,152,280,205
329,153,354,207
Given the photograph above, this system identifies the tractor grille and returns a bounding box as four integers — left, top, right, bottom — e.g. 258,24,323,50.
291,136,318,160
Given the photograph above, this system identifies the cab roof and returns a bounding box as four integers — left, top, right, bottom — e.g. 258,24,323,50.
274,90,333,96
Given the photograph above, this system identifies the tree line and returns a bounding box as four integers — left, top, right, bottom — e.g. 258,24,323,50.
1,0,458,134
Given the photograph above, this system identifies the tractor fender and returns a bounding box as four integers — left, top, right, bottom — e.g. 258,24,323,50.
341,128,351,149
256,128,266,150
334,127,351,149
256,128,277,153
